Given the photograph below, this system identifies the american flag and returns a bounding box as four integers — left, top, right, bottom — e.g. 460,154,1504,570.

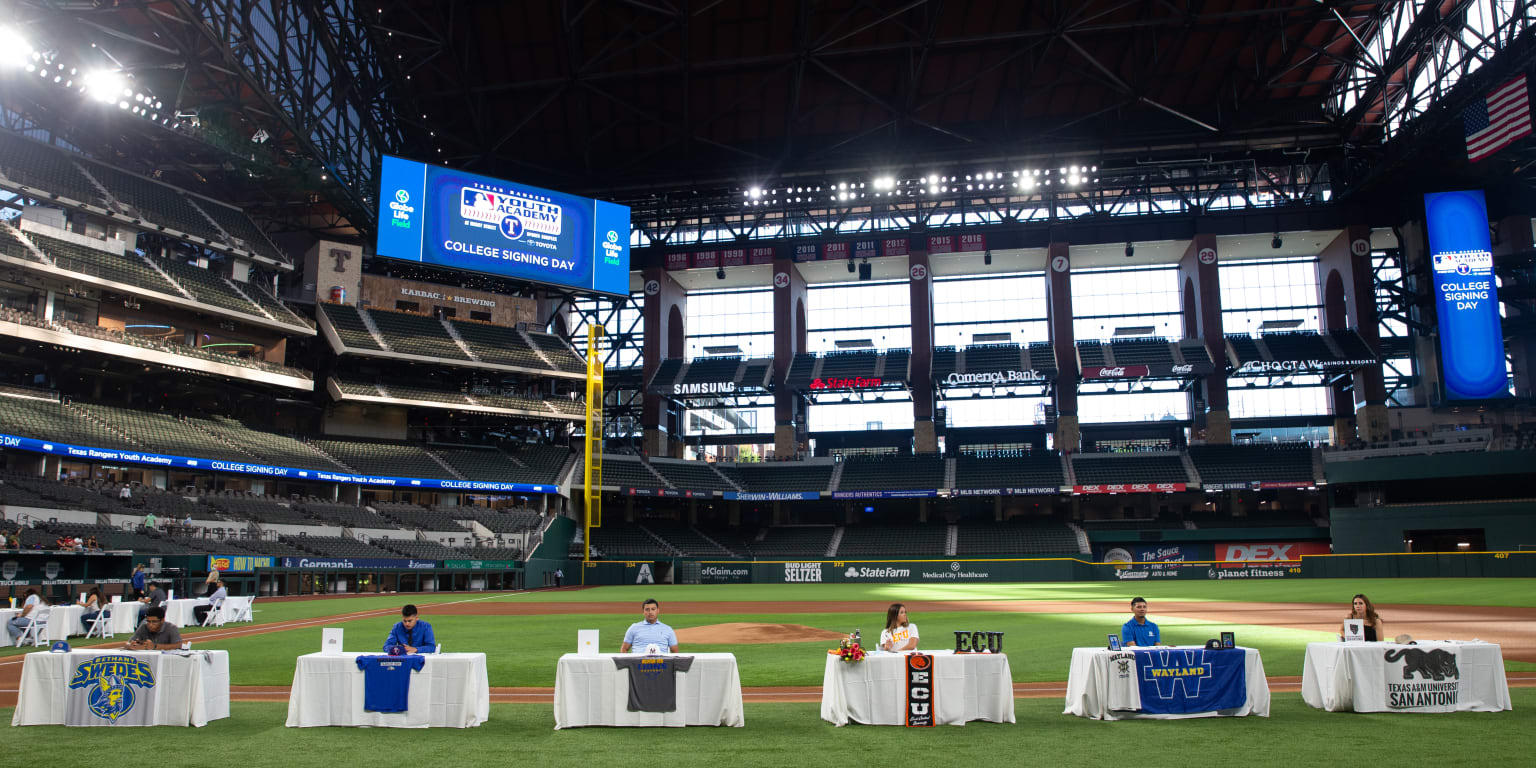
1464,74,1531,162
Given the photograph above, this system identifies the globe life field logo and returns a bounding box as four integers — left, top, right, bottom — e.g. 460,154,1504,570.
601,228,624,265
388,189,416,229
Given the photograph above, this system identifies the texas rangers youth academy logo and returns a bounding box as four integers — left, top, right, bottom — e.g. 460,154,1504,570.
459,186,562,241
1141,649,1212,699
69,655,156,722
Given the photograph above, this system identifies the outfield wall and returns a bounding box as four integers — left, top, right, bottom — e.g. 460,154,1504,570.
678,552,1536,584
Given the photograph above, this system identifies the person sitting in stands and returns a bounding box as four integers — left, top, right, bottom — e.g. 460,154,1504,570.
85,536,100,551
383,604,436,654
54,535,71,550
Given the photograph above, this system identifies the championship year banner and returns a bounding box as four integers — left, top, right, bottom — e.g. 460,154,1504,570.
377,155,630,296
1424,190,1507,400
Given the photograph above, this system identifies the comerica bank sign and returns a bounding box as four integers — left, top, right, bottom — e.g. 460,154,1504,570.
943,370,1046,386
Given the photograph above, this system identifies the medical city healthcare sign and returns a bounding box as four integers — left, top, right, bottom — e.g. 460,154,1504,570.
377,155,630,295
1424,191,1508,400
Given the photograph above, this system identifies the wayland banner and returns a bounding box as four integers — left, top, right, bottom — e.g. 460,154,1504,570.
1134,647,1247,715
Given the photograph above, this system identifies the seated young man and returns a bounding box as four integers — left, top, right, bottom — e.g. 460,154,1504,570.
383,604,437,654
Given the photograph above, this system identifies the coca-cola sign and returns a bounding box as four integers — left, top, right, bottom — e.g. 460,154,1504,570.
1083,365,1150,379
809,376,884,390
943,370,1047,386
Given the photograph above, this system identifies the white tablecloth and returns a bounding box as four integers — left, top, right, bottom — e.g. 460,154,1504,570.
107,601,145,636
821,651,1015,726
1064,647,1270,720
285,652,490,728
160,599,208,627
554,652,745,729
46,605,85,642
10,650,230,727
219,596,254,623
1301,641,1511,713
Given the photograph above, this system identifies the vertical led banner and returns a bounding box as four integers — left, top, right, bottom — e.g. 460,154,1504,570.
1424,190,1507,400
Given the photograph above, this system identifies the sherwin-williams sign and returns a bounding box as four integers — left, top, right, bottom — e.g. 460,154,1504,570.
1424,190,1507,400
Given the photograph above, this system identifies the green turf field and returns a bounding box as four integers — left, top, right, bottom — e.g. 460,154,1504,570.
3,692,1531,768
8,579,1530,682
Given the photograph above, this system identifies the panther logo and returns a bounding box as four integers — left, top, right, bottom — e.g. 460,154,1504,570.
1384,648,1459,681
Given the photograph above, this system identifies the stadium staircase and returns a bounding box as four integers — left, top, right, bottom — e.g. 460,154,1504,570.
634,524,684,556
358,310,390,351
0,223,51,263
943,458,956,488
425,451,468,480
642,459,672,488
825,527,844,557
440,318,480,361
1180,452,1202,487
828,462,845,492
945,524,958,556
139,255,196,300
1067,522,1090,553
1061,454,1076,486
518,328,558,370
1311,448,1326,485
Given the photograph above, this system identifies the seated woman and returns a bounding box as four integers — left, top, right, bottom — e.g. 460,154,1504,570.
1340,593,1385,641
79,588,108,634
879,602,919,652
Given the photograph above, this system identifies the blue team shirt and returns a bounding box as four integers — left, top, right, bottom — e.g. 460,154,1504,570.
623,619,677,650
356,655,426,713
383,620,436,654
1122,617,1160,646
131,571,146,590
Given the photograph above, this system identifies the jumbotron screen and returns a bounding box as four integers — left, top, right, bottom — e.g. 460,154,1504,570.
376,155,631,295
1424,190,1507,400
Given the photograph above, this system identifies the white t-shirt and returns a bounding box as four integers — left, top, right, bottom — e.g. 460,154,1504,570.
20,594,42,617
880,622,919,650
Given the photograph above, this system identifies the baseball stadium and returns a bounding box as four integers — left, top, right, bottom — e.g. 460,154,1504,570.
1,1,1535,766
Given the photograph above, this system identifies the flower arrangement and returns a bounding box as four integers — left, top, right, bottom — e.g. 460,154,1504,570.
830,631,865,663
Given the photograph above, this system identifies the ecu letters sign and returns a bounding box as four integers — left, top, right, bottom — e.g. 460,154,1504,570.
905,653,935,727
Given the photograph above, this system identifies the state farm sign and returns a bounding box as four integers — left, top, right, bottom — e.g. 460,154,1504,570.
809,376,884,389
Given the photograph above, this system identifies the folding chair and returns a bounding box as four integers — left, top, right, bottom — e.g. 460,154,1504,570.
230,596,255,623
85,609,113,639
15,608,51,647
200,600,225,627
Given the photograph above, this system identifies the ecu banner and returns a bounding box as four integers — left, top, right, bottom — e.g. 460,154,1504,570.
906,653,935,727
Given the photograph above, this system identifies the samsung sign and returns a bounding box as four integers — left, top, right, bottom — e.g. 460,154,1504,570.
1424,191,1508,400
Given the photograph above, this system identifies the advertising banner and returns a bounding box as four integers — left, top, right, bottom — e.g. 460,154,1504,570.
1424,190,1507,400
1216,541,1330,563
722,491,820,501
830,490,938,499
207,555,274,573
1074,483,1186,494
0,433,557,494
280,557,438,570
947,487,1060,496
625,487,709,498
1082,365,1151,379
698,563,752,583
443,560,518,570
376,155,630,295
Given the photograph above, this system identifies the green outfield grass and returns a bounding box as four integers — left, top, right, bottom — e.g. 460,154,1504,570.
536,578,1536,607
3,692,1532,768
191,610,1338,687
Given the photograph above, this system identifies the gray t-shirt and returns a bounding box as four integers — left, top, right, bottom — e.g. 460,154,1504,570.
142,588,167,607
613,655,694,712
130,622,183,646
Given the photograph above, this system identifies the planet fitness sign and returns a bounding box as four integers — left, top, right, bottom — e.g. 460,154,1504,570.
1424,191,1507,400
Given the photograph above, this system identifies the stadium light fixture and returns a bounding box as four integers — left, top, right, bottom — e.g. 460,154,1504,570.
0,27,30,69
83,70,123,103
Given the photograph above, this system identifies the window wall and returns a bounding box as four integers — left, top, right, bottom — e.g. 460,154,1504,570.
684,287,774,360
1071,265,1181,340
570,294,644,369
1220,257,1331,418
807,280,910,352
932,272,1048,347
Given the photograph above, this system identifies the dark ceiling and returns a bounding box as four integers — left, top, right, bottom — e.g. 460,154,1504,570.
385,0,1387,194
